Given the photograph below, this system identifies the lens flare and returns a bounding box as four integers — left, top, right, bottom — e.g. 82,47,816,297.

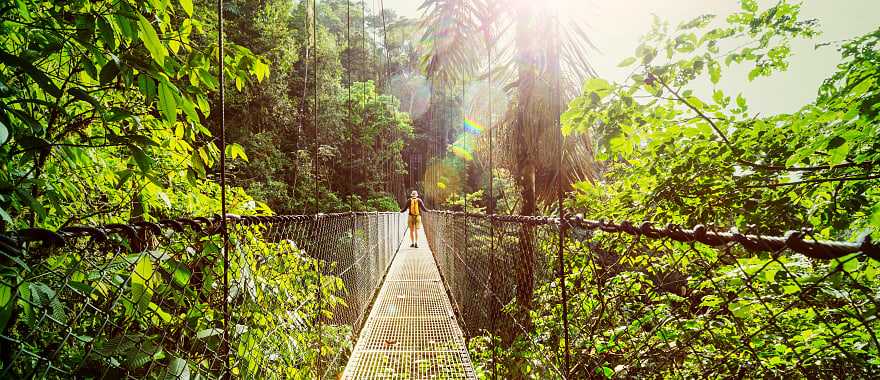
463,117,484,135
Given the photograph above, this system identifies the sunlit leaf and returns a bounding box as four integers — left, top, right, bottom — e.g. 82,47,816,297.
158,80,178,124
138,15,167,66
178,0,193,17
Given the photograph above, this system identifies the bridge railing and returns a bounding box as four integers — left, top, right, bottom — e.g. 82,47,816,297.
423,210,880,379
0,212,405,379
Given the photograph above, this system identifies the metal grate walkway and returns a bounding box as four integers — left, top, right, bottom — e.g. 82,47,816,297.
342,227,476,379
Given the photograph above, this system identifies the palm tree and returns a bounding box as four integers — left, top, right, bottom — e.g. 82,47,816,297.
417,0,597,314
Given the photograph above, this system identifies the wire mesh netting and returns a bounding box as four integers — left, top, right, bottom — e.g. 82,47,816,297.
423,210,880,379
0,212,405,379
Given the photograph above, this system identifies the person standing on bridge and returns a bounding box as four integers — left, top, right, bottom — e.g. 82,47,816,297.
401,190,428,248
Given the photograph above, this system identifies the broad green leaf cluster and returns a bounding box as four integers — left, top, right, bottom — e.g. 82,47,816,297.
1,224,349,378
0,0,269,229
469,1,880,378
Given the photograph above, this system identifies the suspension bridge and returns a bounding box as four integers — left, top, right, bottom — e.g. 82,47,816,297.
2,208,878,378
1,0,879,378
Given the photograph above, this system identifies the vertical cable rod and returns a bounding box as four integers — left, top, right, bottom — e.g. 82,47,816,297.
310,1,324,376
485,21,498,379
552,8,571,378
347,0,353,212
216,0,230,377
312,0,320,215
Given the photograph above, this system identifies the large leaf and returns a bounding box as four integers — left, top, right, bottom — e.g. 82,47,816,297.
131,256,154,315
166,357,191,380
0,283,12,332
158,80,177,124
99,61,120,85
137,15,168,66
0,118,8,146
129,145,154,173
178,0,193,17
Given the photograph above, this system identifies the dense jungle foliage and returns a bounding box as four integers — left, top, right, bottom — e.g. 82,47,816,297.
1,0,878,378
468,1,880,378
0,0,417,232
0,0,414,377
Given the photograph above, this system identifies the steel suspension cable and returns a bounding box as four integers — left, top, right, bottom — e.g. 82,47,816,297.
216,0,230,376
309,1,325,376
347,0,353,212
361,0,367,199
486,24,497,380
373,0,391,197
312,0,320,216
379,0,395,200
553,8,571,377
296,0,312,200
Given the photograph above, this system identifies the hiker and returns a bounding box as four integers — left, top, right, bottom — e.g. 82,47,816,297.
401,190,428,248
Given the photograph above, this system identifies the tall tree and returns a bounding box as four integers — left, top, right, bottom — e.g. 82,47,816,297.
417,0,597,316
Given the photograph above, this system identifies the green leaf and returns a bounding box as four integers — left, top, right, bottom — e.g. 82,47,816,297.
158,81,177,124
748,67,762,81
226,143,248,162
166,358,191,380
115,14,139,41
0,283,12,333
0,118,8,145
129,145,154,173
179,0,193,17
736,93,747,111
728,300,753,318
617,57,636,67
97,17,117,48
0,206,12,223
15,0,31,21
131,256,154,315
196,328,222,340
712,89,725,105
137,15,167,66
253,60,269,82
871,205,880,228
179,96,198,122
828,141,850,166
585,78,611,92
148,0,170,12
138,74,158,103
165,261,192,288
709,61,721,84
99,61,120,85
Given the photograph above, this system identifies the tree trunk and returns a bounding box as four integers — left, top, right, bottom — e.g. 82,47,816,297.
516,164,537,312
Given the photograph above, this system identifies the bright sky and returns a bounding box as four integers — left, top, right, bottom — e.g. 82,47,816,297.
382,0,880,115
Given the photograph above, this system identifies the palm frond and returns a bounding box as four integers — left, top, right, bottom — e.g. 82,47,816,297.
418,0,488,84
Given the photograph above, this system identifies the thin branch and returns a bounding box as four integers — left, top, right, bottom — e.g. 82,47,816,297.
652,72,876,174
653,72,734,148
739,174,880,189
